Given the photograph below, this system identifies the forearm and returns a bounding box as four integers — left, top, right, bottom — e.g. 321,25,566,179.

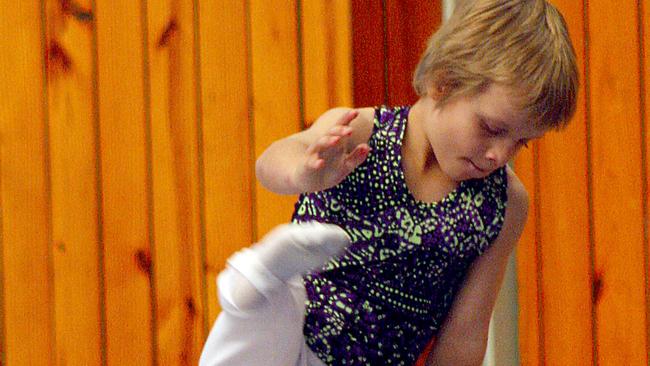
255,136,308,195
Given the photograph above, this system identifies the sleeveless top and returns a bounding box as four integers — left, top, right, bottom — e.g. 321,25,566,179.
292,105,508,365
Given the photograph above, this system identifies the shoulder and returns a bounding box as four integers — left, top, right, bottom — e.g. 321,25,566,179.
505,165,529,221
498,165,529,244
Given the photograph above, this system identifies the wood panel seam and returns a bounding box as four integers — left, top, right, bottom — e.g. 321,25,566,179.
636,0,650,362
296,0,305,131
245,0,257,243
40,0,57,363
582,0,597,364
532,142,545,366
89,1,108,364
191,0,210,340
140,1,159,364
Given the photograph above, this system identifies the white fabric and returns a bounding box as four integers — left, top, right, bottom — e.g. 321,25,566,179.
199,256,326,366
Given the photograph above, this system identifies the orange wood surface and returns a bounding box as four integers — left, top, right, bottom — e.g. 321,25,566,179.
197,0,254,326
301,0,353,126
537,1,593,365
588,0,647,364
331,1,354,110
45,0,103,365
146,1,205,364
0,2,54,365
352,0,387,106
4,1,650,364
250,0,301,238
95,1,153,364
386,0,441,106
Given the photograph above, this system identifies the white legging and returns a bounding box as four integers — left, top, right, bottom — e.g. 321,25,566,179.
199,250,326,366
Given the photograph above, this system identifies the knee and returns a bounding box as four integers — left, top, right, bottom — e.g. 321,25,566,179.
217,268,269,315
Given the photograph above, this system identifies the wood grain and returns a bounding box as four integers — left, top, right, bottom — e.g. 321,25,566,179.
197,0,254,326
538,1,593,365
250,0,301,238
146,1,205,364
385,0,441,106
351,0,386,106
45,0,103,364
588,0,647,363
301,0,353,126
0,1,54,365
95,0,153,363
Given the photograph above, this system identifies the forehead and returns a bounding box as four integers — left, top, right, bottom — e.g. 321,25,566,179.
473,83,547,138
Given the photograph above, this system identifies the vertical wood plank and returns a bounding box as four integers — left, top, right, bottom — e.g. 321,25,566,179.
301,1,331,123
385,0,441,106
351,0,386,106
301,0,353,126
0,1,54,365
250,0,301,237
514,145,542,366
95,0,153,364
588,0,647,364
537,1,593,365
146,1,205,364
45,1,103,365
197,0,253,325
332,1,353,109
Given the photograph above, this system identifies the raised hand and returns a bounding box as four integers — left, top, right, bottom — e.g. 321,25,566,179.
294,110,371,192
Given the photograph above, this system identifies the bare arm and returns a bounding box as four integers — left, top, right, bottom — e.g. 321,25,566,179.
255,107,374,194
426,167,529,366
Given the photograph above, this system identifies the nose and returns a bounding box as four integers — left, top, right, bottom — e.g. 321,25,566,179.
484,141,517,168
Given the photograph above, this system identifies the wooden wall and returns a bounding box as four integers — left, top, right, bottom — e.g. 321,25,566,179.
0,1,352,364
5,0,649,365
515,0,650,365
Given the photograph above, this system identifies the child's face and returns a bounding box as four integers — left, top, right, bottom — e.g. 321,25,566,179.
425,83,548,181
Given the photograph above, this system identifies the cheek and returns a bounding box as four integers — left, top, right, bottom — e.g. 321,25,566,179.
456,126,487,154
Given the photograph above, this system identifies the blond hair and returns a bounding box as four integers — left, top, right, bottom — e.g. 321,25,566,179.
413,0,578,129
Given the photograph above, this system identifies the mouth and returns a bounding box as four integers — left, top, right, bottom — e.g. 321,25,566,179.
467,159,488,173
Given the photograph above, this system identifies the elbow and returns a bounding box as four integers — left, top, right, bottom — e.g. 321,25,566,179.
254,154,275,192
254,148,298,194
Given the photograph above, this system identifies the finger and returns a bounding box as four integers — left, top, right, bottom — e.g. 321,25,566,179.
304,148,325,169
343,144,371,169
327,125,353,137
308,137,344,165
334,109,359,127
308,157,325,170
310,135,339,155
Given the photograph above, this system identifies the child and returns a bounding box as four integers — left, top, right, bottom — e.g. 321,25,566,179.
200,0,578,365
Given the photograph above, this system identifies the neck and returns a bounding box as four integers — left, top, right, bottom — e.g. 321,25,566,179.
404,98,439,174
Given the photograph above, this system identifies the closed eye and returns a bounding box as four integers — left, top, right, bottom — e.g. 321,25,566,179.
480,120,503,136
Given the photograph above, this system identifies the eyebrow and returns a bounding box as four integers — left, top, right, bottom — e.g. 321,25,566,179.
479,113,508,131
480,113,545,139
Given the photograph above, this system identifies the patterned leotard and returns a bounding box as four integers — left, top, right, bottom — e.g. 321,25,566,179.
292,106,508,365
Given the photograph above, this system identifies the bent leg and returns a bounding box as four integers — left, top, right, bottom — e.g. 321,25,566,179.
199,266,305,366
199,222,349,366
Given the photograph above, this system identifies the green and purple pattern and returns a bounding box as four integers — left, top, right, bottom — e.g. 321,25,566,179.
293,105,508,365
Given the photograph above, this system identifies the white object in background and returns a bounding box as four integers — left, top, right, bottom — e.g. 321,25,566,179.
482,251,521,366
443,0,455,20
